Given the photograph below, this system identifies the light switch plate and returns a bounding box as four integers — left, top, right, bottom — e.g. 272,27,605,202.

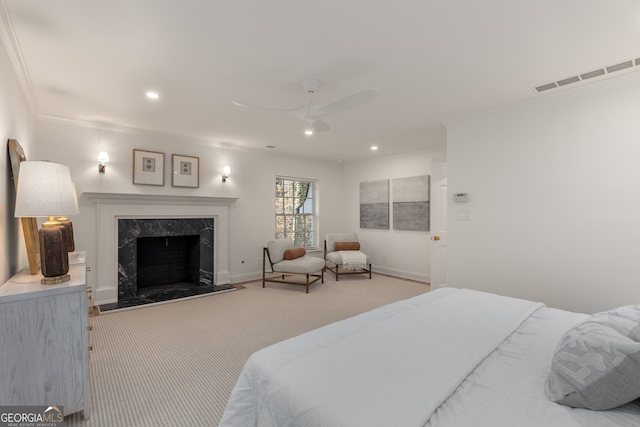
456,209,471,220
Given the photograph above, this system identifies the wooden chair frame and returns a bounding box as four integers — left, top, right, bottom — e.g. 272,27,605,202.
262,247,324,293
324,240,372,281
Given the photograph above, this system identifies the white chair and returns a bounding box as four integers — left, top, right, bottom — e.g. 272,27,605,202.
263,238,325,293
324,233,372,281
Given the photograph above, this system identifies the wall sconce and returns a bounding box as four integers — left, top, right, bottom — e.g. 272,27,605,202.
14,161,77,284
98,151,109,173
222,165,231,182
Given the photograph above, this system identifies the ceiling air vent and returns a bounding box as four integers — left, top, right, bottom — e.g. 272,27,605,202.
606,60,633,73
557,76,580,86
535,82,558,92
580,69,606,80
534,56,640,93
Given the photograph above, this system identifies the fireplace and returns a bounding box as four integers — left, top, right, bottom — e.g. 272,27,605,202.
106,217,233,309
85,193,237,307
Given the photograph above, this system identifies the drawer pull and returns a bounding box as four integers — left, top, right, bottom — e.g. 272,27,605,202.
87,325,93,331
88,346,93,351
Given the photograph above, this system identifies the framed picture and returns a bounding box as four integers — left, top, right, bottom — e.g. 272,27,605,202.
133,149,165,186
172,154,199,188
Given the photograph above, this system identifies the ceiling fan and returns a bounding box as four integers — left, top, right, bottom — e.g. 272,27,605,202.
232,79,378,133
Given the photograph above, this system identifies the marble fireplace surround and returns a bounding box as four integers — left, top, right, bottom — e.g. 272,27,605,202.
85,193,237,305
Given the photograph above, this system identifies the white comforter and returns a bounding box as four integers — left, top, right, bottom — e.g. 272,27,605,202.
218,288,640,427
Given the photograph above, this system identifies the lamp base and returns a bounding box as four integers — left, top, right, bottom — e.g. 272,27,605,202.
41,274,71,285
39,218,70,284
57,216,75,252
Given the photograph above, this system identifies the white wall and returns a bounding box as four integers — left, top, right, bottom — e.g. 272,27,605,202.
35,119,347,299
0,35,36,281
343,148,446,282
447,73,640,314
34,119,443,299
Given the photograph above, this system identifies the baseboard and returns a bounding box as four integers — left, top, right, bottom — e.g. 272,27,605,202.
372,266,430,283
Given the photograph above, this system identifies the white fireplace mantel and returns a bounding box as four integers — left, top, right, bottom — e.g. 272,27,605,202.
85,192,238,206
84,192,238,305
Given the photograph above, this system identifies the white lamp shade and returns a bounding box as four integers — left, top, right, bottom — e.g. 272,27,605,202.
223,165,231,176
97,151,109,163
14,161,77,218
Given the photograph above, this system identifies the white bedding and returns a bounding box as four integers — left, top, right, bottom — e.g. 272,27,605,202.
218,288,640,427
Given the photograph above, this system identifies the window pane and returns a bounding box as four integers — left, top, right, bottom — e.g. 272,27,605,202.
275,177,317,249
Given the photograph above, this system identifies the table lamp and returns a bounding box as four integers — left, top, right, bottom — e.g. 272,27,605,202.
14,161,77,284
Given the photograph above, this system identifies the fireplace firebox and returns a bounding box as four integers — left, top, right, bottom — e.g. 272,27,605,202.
107,217,232,310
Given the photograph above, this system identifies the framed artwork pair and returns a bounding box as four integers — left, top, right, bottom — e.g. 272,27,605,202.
133,149,199,188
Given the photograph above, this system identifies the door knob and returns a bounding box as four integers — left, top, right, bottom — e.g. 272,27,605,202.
432,235,440,241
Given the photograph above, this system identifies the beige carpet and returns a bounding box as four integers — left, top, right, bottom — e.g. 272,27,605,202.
65,274,429,427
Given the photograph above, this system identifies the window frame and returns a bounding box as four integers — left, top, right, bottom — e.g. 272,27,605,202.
275,175,319,250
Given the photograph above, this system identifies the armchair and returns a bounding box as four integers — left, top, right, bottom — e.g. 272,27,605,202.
324,233,372,281
263,238,325,293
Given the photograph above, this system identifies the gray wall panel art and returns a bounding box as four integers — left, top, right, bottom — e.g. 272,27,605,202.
360,180,389,229
392,175,430,231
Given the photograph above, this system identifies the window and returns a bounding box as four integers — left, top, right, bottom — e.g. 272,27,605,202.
275,176,318,249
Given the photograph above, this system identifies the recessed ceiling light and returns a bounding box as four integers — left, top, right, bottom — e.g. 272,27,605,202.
370,146,378,151
305,130,313,136
146,91,159,99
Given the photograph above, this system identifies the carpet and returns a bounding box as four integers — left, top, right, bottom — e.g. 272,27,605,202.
64,274,429,426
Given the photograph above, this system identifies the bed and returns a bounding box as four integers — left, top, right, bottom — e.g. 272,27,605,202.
218,288,640,426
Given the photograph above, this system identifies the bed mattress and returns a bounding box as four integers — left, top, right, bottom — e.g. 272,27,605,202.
219,288,640,427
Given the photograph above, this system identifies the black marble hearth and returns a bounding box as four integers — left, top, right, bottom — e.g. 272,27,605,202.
98,282,234,311
99,217,233,311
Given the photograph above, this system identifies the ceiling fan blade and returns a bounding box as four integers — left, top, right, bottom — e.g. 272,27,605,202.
232,100,304,113
316,88,378,116
312,119,330,132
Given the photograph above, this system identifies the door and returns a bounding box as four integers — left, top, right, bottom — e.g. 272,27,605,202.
430,161,448,288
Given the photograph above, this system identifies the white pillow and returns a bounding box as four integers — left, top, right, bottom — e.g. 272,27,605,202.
548,305,640,410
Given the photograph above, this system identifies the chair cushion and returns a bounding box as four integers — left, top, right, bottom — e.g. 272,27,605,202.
284,247,306,260
267,238,295,263
273,256,325,275
334,242,360,251
326,233,359,252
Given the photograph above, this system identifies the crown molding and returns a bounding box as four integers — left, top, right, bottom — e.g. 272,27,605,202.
0,0,39,114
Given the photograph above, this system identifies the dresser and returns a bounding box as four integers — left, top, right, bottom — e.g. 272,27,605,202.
0,252,91,419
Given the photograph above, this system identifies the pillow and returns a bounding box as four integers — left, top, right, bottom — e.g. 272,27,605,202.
548,305,640,410
283,247,306,260
334,242,360,251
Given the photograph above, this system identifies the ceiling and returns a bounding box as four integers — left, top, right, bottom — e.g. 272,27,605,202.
3,1,640,163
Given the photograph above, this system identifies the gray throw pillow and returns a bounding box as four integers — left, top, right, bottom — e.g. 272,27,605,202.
548,305,640,410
